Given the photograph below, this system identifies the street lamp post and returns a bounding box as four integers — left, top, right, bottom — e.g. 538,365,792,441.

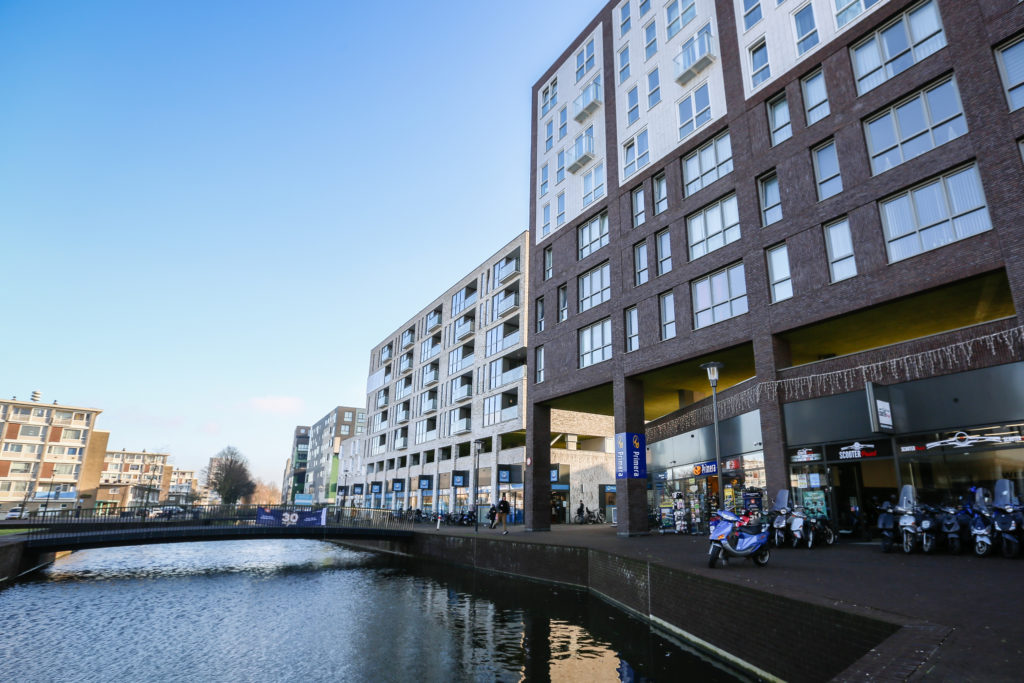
473,440,482,533
700,362,726,514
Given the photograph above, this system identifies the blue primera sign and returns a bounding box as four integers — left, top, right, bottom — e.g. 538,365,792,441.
615,432,647,479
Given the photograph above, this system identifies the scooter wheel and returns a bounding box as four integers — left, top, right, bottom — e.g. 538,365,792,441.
807,529,815,549
902,531,915,554
753,548,770,567
708,545,722,568
922,534,935,554
975,540,991,557
824,527,837,545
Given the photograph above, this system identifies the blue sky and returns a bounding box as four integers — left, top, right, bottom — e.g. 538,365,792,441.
0,0,606,484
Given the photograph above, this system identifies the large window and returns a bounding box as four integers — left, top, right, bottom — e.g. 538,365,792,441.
653,173,668,214
743,0,762,30
666,0,695,39
997,36,1024,111
656,229,672,275
813,139,843,200
583,163,606,206
766,244,792,302
768,94,791,146
851,0,945,95
759,172,782,225
688,194,739,260
578,213,609,258
678,82,710,140
632,186,646,226
835,0,882,28
625,306,639,352
579,318,613,368
634,241,649,285
683,131,732,196
693,262,748,329
645,20,657,60
545,120,553,151
621,2,631,36
623,130,650,177
578,262,611,312
865,78,966,175
750,41,770,88
794,3,818,55
880,164,991,263
802,69,830,125
659,291,676,340
824,217,857,282
577,39,595,82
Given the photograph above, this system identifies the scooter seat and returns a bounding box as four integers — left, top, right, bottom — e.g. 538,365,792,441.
738,523,765,535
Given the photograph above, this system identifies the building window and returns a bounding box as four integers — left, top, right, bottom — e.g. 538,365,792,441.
576,39,595,82
639,0,650,16
540,164,549,196
768,94,791,146
851,0,945,95
583,163,606,206
578,213,609,258
813,139,843,200
678,82,710,139
559,106,568,139
760,172,782,225
623,130,650,177
767,244,792,302
545,120,553,151
634,241,649,285
645,20,657,60
556,192,566,226
619,46,631,84
802,69,830,125
824,217,857,282
536,296,545,333
997,36,1024,111
683,131,732,196
541,203,551,235
558,284,569,322
656,229,672,275
653,173,668,214
794,3,819,55
579,318,613,368
625,306,639,351
659,291,676,340
693,262,748,329
666,0,695,40
621,2,631,36
648,69,661,108
750,41,770,88
836,0,882,28
557,149,566,183
541,82,555,116
579,262,612,312
543,246,553,280
627,86,640,124
880,164,991,263
535,345,545,383
632,186,646,227
864,78,966,175
743,0,762,31
688,194,740,260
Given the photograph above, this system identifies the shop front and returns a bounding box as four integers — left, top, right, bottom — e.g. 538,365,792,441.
497,466,523,523
351,483,365,508
391,479,405,510
418,475,433,513
550,464,570,524
369,481,383,509
452,470,469,511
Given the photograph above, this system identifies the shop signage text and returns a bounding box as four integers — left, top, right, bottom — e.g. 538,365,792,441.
838,442,877,460
791,448,821,463
615,432,647,479
691,460,717,477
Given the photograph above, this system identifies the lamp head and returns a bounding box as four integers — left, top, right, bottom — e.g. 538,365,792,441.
700,361,725,385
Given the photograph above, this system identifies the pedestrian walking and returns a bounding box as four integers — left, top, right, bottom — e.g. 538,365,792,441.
487,504,497,529
498,493,510,534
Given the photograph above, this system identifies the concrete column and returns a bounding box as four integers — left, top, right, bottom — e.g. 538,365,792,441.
614,375,648,536
525,401,552,531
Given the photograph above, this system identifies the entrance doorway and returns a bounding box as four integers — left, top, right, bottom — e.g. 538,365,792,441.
550,491,568,524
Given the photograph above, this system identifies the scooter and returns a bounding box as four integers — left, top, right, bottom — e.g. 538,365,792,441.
971,487,994,557
768,490,790,548
708,509,770,568
807,512,836,548
896,485,919,554
877,500,895,553
993,479,1023,558
939,502,970,555
789,505,807,548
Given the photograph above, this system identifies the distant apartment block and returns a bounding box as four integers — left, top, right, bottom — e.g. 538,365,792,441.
305,406,365,505
96,449,172,510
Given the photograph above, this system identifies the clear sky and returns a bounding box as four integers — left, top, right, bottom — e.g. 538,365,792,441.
0,0,607,485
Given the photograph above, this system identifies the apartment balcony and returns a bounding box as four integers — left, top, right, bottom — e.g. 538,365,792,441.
370,443,386,456
487,330,521,356
52,417,88,427
495,293,519,318
423,368,439,385
450,354,475,373
60,436,87,445
422,344,440,360
398,357,413,374
566,137,595,174
674,31,716,86
573,81,602,123
426,311,442,330
395,409,410,424
500,405,520,422
453,384,472,402
451,418,471,434
374,419,389,432
418,429,438,444
401,332,415,349
454,319,475,341
9,414,47,425
396,384,413,400
496,259,520,284
421,398,438,413
395,436,408,450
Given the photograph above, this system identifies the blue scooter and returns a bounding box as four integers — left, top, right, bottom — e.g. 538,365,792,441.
708,509,770,568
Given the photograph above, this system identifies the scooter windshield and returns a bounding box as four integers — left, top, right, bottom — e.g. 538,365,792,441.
897,484,916,511
994,479,1015,508
771,489,789,512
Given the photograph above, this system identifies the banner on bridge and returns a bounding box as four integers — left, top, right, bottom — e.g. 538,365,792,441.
256,507,326,527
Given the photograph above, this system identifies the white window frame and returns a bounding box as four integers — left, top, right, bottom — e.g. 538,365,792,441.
666,0,695,39
543,246,553,280
759,172,782,225
683,131,733,196
879,164,991,263
813,139,843,200
541,203,551,236
802,69,830,125
578,213,609,259
824,217,857,282
644,20,658,60
536,296,545,332
656,229,672,276
578,262,612,312
768,93,791,146
535,345,545,383
648,68,661,108
677,82,710,140
619,46,631,84
996,36,1024,112
627,85,640,124
625,306,639,352
556,149,566,183
653,173,668,214
623,130,650,177
576,39,596,82
687,194,740,260
558,106,568,139
750,41,770,88
835,0,882,28
692,262,748,329
794,3,818,55
743,0,763,31
558,284,568,322
556,192,566,226
578,318,613,368
851,0,946,95
621,2,632,36
766,243,793,302
634,241,649,285
540,164,549,196
659,291,676,340
632,186,646,227
583,163,606,207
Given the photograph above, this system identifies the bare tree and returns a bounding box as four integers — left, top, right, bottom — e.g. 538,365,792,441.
207,446,256,504
244,479,282,505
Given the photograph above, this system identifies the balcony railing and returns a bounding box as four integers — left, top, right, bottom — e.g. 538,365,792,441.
423,368,439,385
52,417,88,427
450,354,475,373
395,409,410,424
374,419,389,432
426,311,442,330
417,429,438,444
396,384,412,399
495,293,519,318
376,395,389,409
491,365,525,390
395,436,408,450
398,357,413,374
674,31,716,86
573,81,603,122
500,405,520,422
566,136,595,174
401,333,415,349
422,344,440,360
451,418,471,434
454,319,475,340
496,259,520,283
9,414,47,425
453,384,472,401
487,330,521,356
420,398,438,413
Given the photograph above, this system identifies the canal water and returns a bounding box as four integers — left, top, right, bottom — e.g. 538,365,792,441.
0,539,746,682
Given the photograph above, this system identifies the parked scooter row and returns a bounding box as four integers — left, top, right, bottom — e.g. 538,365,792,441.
766,490,837,549
878,480,1024,558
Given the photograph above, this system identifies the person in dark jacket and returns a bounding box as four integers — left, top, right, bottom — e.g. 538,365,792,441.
497,494,511,534
487,504,497,529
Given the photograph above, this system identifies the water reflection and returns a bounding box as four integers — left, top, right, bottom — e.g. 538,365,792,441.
0,540,745,682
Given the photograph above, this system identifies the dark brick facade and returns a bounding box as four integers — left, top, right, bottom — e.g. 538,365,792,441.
526,0,1024,530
